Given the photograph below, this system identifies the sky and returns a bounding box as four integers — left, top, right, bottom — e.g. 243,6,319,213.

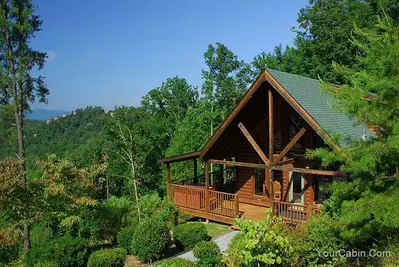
32,0,309,111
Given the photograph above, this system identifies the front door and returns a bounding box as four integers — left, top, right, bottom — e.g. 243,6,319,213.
288,172,305,204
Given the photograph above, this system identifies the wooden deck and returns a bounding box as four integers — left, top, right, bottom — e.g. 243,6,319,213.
170,184,320,225
239,203,269,221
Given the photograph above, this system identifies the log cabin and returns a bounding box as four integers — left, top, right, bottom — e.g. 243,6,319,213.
158,69,373,225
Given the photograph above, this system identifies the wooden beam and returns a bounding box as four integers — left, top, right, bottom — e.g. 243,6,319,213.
193,158,198,184
238,122,270,166
158,151,200,164
272,166,346,176
263,70,341,152
166,163,171,199
275,158,294,166
268,89,274,208
200,71,267,160
273,127,306,165
205,162,210,212
209,159,267,169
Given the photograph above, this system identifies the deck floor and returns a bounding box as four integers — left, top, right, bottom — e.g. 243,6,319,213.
239,203,269,221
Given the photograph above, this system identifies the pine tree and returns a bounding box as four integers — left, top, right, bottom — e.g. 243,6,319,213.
0,0,49,250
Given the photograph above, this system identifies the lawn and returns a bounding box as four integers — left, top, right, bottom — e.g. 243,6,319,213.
203,222,230,238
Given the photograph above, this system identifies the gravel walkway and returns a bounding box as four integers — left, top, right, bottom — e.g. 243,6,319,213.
176,230,239,261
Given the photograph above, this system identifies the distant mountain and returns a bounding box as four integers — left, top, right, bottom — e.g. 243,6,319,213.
27,109,70,121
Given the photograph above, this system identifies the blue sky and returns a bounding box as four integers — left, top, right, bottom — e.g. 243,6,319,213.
32,0,308,111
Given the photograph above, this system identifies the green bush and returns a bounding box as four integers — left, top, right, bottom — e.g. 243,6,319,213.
287,214,346,266
87,248,126,267
193,241,221,266
131,217,170,262
139,194,177,228
117,226,135,253
25,225,55,267
154,258,194,267
222,233,246,267
173,223,208,250
33,262,58,267
25,226,88,267
53,234,88,267
223,211,293,266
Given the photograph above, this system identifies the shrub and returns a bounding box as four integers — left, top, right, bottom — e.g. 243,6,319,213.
222,233,246,267
87,248,126,267
53,234,88,267
131,217,170,262
25,225,55,267
287,214,346,266
224,211,293,266
117,226,135,253
33,262,58,267
139,194,177,228
173,223,208,250
193,241,221,266
94,196,134,242
154,258,194,267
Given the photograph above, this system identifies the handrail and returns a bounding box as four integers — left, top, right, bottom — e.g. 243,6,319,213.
272,201,320,224
169,184,240,219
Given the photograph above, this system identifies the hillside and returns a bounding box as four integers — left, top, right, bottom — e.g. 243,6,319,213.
26,109,70,121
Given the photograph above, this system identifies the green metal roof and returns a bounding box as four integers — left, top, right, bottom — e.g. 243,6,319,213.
267,69,373,145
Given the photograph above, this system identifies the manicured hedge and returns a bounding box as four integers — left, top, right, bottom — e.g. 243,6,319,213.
154,258,194,267
87,248,126,267
173,223,208,250
193,241,221,266
131,217,170,262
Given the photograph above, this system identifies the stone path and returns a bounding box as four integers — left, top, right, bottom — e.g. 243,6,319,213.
176,230,239,262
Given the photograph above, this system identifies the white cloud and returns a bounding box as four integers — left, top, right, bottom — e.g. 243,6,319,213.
46,51,56,61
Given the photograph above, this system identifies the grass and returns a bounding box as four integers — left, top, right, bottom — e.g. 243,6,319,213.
203,222,230,238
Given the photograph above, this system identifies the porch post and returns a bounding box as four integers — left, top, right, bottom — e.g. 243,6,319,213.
193,158,198,184
268,89,274,212
205,162,210,213
166,163,171,199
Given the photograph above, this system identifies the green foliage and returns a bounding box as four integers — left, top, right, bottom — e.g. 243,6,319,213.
193,241,222,267
25,225,88,267
173,223,209,251
224,211,293,266
131,217,170,262
138,194,177,228
93,196,133,242
117,226,135,253
53,234,88,267
154,258,195,267
222,233,246,267
33,262,58,267
87,248,127,267
286,215,347,266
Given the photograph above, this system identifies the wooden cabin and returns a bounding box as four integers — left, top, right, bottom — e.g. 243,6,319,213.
159,69,373,225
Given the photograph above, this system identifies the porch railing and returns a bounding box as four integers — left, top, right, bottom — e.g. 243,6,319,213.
272,201,320,224
169,184,239,218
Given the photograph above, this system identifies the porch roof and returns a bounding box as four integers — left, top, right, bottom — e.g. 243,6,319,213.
158,151,200,164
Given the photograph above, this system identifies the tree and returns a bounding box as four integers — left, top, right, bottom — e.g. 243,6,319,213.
307,16,399,250
202,43,252,125
253,0,398,83
0,0,49,250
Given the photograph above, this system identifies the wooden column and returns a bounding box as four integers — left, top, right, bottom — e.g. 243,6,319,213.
205,162,210,212
268,89,274,210
193,158,198,184
166,163,171,199
234,194,239,217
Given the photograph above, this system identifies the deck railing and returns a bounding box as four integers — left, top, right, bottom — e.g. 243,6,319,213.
169,184,239,219
272,201,320,224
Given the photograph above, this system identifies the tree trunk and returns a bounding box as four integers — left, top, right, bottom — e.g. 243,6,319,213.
14,106,30,250
130,161,141,222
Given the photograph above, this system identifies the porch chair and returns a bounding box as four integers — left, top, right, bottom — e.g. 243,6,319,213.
273,181,281,201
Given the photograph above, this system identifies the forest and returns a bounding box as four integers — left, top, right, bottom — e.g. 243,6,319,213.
0,0,398,266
